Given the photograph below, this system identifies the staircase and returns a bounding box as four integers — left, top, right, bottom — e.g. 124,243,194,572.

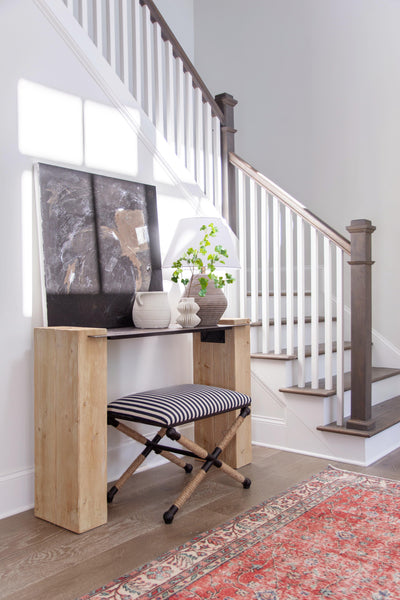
231,154,400,465
249,297,400,465
37,0,400,466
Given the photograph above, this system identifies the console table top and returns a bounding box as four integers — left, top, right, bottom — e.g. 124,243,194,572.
105,318,249,339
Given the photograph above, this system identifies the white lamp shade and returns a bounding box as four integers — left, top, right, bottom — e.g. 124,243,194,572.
162,217,240,269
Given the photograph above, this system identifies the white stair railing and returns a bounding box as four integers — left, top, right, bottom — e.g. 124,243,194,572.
48,0,374,432
61,0,224,209
231,152,350,426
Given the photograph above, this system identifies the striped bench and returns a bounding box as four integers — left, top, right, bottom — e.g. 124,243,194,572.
107,384,251,523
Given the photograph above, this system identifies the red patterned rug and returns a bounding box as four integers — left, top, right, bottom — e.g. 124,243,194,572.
79,467,400,599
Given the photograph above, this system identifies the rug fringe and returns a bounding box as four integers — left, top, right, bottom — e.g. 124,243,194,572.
328,463,400,484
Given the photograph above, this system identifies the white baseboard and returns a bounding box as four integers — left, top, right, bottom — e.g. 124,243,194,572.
0,468,35,520
252,440,368,467
0,423,194,521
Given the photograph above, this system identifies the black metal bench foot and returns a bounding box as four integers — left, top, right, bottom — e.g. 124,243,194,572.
243,477,251,489
163,504,178,524
107,485,118,503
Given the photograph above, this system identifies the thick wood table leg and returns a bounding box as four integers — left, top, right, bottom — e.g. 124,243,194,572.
34,327,107,533
192,319,252,468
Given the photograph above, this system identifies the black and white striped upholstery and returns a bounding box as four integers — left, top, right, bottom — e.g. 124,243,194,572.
107,384,251,427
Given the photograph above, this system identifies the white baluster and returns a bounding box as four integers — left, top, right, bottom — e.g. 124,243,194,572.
175,57,185,160
261,189,270,354
203,103,214,204
120,0,132,90
94,0,104,57
66,0,74,12
184,72,195,177
297,216,305,387
273,197,282,354
250,179,258,324
324,237,333,390
107,0,117,72
212,116,222,214
285,207,294,356
153,21,164,134
142,4,153,122
310,227,319,389
131,0,142,103
81,0,90,34
165,41,175,146
336,247,344,426
237,169,247,319
194,88,205,192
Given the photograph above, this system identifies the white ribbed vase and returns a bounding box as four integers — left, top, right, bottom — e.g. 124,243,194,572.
176,297,201,328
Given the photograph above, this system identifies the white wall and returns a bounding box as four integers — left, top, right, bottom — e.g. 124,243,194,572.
154,0,195,61
193,0,400,352
0,0,198,518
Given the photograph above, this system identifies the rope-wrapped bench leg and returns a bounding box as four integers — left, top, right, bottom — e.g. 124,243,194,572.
107,453,147,503
107,426,192,504
164,469,208,524
163,407,251,524
107,419,193,503
109,419,193,473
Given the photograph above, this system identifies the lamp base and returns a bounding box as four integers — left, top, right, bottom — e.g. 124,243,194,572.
183,275,227,327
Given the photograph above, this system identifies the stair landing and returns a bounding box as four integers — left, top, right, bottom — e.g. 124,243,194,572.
318,396,400,438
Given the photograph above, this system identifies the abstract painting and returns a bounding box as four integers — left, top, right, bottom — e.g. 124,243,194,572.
35,163,162,328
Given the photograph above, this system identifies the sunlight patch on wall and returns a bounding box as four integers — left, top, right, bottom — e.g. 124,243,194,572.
156,193,196,256
84,100,138,177
17,79,83,164
21,170,33,318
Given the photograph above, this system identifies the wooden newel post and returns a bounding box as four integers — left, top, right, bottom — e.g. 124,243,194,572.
215,92,238,233
346,219,376,431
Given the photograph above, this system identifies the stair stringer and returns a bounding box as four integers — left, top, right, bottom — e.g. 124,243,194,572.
251,356,400,466
33,0,215,216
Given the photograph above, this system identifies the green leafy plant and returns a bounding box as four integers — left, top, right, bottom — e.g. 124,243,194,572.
171,223,235,297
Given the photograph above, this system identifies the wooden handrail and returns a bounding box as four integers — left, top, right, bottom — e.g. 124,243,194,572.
139,0,224,122
230,152,351,254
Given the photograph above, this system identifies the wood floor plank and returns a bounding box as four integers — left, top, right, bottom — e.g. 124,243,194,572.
2,445,400,600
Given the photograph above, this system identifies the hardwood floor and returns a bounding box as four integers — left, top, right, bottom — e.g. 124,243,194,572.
2,445,400,600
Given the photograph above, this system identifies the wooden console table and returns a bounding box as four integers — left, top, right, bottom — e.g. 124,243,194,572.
34,318,251,533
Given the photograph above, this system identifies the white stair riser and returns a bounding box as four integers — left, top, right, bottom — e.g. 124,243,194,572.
371,374,400,407
250,320,338,354
300,350,351,384
252,363,400,431
251,413,400,466
252,358,294,389
251,349,351,387
247,294,312,320
280,377,400,427
340,375,400,420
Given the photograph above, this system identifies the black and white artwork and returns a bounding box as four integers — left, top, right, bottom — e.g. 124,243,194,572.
35,163,162,328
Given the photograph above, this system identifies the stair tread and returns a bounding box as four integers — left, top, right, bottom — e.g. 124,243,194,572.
247,291,312,297
317,396,400,438
251,341,351,361
251,316,337,327
279,366,400,397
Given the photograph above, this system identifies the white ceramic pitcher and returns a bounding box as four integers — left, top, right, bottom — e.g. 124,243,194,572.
132,291,171,328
